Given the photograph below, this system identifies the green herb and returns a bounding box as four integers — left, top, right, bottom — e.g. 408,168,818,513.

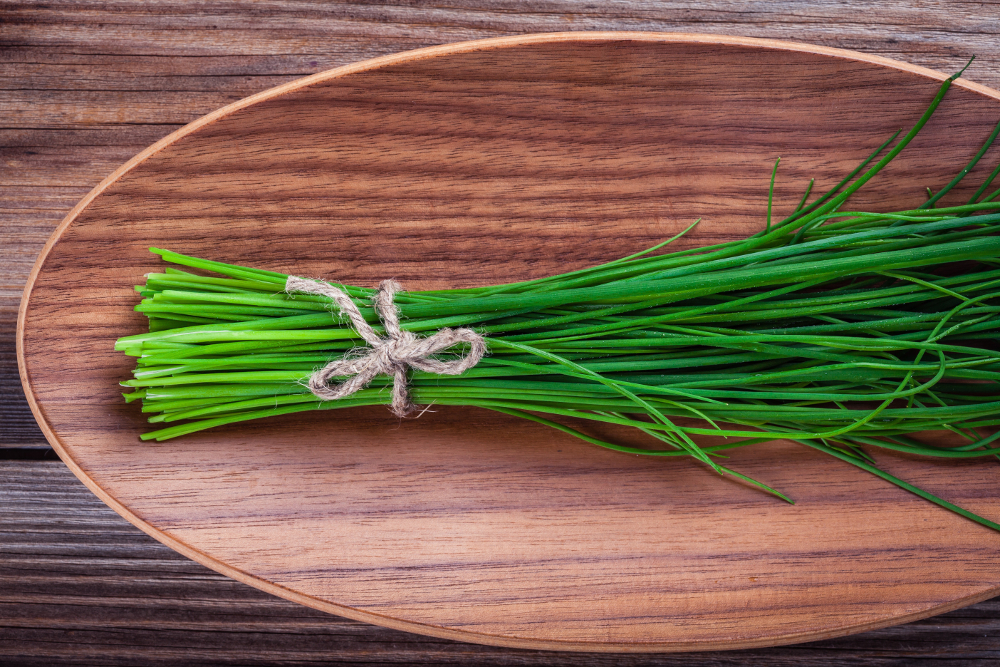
117,65,1000,531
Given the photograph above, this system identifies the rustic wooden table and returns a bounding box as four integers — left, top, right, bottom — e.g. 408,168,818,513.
3,2,1000,664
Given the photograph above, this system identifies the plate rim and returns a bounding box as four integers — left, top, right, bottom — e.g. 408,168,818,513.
16,31,1000,652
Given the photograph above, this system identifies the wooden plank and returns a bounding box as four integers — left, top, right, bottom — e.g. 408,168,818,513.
2,461,998,665
17,34,1000,650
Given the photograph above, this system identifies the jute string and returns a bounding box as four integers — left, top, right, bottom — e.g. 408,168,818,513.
285,276,486,417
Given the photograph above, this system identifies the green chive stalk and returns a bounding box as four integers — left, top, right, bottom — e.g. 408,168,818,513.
117,67,1000,531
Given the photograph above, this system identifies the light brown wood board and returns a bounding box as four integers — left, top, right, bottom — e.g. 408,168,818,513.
16,33,1000,651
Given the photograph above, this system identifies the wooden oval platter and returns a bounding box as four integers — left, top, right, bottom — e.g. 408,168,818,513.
17,33,1000,651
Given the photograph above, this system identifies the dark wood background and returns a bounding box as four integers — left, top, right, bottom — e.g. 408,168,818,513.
3,2,1000,664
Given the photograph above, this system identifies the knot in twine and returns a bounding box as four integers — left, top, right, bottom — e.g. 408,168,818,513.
285,276,486,417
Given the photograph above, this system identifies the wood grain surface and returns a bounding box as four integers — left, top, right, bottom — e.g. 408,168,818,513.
16,33,1000,651
5,459,1000,666
4,2,1000,663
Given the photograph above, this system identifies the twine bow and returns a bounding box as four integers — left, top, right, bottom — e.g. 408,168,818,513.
285,276,486,417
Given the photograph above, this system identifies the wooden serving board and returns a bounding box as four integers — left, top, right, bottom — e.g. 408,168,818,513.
16,33,1000,652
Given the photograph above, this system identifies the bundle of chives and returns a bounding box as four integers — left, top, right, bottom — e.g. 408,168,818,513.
117,66,1000,530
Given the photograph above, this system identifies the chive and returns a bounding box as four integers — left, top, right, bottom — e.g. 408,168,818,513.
116,66,1000,531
